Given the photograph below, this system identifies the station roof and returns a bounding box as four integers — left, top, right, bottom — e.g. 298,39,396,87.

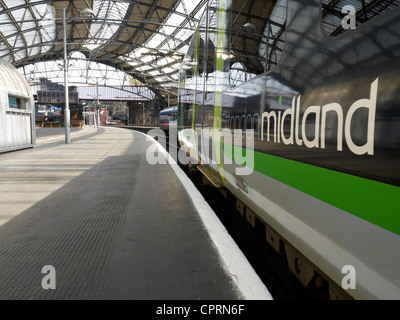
0,0,207,105
322,0,400,36
0,0,398,106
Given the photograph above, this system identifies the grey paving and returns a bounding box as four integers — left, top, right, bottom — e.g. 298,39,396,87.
0,127,240,300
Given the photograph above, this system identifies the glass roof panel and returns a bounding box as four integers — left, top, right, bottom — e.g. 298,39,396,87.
1,0,208,105
84,0,130,50
322,0,400,36
164,12,186,26
0,0,56,63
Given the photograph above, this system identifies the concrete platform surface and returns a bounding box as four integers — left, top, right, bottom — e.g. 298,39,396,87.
0,126,271,300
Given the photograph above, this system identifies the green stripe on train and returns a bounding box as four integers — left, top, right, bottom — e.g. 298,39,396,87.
226,145,400,236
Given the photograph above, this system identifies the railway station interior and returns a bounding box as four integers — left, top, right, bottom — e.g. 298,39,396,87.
0,0,400,303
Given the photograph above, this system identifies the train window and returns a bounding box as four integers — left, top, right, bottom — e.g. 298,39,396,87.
229,0,287,87
322,0,400,36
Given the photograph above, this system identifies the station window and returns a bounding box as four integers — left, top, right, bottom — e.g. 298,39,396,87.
8,96,26,110
229,0,287,87
322,0,400,36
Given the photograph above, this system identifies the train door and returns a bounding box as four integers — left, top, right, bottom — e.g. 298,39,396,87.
178,36,196,131
197,1,221,164
199,2,218,130
178,0,230,167
195,7,208,131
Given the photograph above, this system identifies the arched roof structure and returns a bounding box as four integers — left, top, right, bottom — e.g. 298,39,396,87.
0,0,208,105
0,0,398,106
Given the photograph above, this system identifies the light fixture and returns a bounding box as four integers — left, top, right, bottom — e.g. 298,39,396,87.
80,8,95,16
243,22,256,30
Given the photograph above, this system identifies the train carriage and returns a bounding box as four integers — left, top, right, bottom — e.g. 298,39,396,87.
174,0,400,299
159,106,178,133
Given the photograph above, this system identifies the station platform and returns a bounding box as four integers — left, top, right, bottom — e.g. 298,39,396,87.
0,126,271,300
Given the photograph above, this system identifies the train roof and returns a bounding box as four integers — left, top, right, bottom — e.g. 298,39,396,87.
160,106,178,113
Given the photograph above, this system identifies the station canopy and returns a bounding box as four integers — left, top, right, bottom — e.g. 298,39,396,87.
0,0,208,105
0,0,398,106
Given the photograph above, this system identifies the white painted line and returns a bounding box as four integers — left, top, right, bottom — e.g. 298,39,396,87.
134,129,273,300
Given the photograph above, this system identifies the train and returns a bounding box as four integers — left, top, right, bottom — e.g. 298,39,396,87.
160,0,400,299
159,106,177,133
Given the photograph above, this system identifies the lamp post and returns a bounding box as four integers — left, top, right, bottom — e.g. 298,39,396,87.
63,8,94,143
63,8,70,143
142,102,145,126
96,80,100,132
